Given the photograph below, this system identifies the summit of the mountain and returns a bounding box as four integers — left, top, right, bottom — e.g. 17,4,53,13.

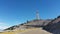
4,19,52,30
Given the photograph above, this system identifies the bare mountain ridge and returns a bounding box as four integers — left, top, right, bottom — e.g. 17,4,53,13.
5,19,52,30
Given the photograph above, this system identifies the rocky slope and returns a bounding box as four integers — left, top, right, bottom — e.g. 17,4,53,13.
43,16,60,34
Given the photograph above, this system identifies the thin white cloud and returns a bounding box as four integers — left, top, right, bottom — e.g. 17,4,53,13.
0,22,10,30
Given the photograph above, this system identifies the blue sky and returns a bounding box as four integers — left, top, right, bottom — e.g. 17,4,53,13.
0,0,60,29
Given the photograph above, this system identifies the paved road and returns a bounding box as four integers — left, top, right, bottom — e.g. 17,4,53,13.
18,28,52,34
